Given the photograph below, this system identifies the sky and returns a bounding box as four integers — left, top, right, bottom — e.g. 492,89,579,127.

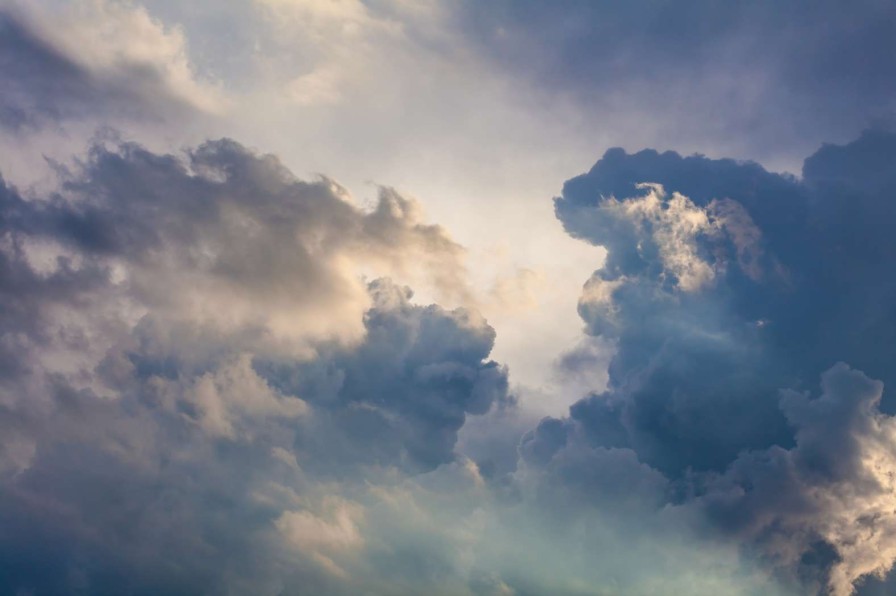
1,1,896,594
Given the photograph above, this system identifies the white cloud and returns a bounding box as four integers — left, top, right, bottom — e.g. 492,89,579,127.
5,0,227,114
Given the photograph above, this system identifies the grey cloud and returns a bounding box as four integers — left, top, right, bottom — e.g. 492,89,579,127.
3,2,896,588
6,126,892,593
0,10,86,129
0,5,219,131
694,364,896,596
457,1,896,166
536,129,896,593
518,416,570,467
0,137,509,594
0,127,784,595
554,130,896,472
259,279,511,474
2,138,470,352
0,278,508,595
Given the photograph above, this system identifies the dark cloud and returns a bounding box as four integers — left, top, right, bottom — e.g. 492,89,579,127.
0,137,509,594
2,2,896,587
457,1,896,165
0,281,508,594
258,279,510,474
531,129,896,593
554,129,896,467
1,137,470,350
0,10,87,129
4,126,895,594
692,363,896,596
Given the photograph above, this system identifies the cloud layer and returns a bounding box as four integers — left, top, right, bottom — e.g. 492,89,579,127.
4,128,896,595
3,2,896,595
458,1,896,167
0,1,223,131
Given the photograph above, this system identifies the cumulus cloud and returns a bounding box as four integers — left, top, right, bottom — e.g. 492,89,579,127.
534,129,896,594
0,127,793,595
259,278,510,475
695,363,896,595
4,126,896,595
2,2,896,591
2,137,471,358
0,135,515,593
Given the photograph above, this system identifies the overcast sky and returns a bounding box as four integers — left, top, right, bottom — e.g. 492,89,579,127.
2,1,896,595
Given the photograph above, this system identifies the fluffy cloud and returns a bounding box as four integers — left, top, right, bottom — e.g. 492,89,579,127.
695,363,896,595
0,136,512,593
2,137,470,357
259,278,510,475
4,126,896,595
535,129,896,594
3,2,896,590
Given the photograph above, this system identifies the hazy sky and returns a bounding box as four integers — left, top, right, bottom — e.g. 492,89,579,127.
2,1,896,595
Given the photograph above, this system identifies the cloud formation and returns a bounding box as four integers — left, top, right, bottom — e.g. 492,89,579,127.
0,1,224,131
697,363,896,596
540,129,896,594
458,1,896,167
8,127,896,595
0,136,511,594
3,2,896,593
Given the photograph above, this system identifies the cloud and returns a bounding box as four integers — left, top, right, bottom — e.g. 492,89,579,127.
2,2,896,589
0,126,791,595
0,274,509,593
456,1,896,168
251,0,443,108
259,278,511,475
694,363,896,596
3,123,895,596
534,129,896,593
0,0,225,131
0,136,512,593
2,138,471,358
276,497,366,578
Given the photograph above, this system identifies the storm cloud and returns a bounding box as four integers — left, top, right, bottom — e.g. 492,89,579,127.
6,128,896,595
457,1,896,167
3,2,896,595
535,129,896,594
